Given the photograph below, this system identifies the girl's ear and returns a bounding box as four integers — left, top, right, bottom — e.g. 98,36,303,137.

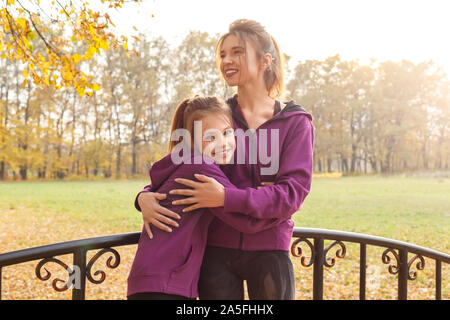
261,53,273,71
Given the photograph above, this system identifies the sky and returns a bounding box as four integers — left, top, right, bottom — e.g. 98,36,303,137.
108,0,450,76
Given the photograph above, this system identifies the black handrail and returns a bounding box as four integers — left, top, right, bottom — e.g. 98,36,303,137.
0,227,448,300
0,232,140,267
290,228,449,300
292,228,450,262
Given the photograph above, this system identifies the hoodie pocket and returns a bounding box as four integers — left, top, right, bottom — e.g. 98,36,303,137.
173,245,194,273
167,244,199,289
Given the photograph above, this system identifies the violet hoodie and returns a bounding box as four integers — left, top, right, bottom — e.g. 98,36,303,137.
134,96,314,252
128,149,282,298
207,96,314,251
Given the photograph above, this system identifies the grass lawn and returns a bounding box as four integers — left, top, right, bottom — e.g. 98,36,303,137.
0,176,449,300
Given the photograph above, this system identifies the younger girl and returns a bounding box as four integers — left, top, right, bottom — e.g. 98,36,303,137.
127,96,283,300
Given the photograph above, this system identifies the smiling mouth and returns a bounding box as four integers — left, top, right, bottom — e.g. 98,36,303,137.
224,69,238,77
212,149,232,157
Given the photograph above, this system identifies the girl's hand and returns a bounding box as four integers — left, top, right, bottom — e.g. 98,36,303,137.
169,174,225,212
138,192,181,239
257,181,274,189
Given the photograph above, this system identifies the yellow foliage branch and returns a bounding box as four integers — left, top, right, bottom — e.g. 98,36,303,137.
0,0,142,96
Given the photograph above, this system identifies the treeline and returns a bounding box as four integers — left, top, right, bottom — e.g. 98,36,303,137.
0,31,449,180
288,56,450,174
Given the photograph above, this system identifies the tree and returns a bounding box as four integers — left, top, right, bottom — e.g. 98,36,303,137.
174,31,227,99
287,55,448,174
0,0,141,95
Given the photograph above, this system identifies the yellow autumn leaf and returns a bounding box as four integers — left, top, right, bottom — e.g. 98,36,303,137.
22,70,28,78
100,39,109,51
72,54,82,63
123,42,128,51
76,86,85,97
31,72,40,85
91,83,100,91
16,18,27,29
88,24,95,36
84,46,96,60
61,69,74,81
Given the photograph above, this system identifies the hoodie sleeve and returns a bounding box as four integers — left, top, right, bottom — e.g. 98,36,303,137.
223,115,314,220
134,184,153,212
187,163,286,234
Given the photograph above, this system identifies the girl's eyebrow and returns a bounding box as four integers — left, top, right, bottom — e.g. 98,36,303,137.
220,46,245,54
203,126,232,134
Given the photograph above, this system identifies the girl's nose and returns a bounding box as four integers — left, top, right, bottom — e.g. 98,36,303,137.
222,55,232,65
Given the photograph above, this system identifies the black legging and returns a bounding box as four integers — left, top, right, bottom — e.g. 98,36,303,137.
198,246,295,300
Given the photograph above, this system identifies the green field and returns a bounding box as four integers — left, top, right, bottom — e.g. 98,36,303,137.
0,176,449,299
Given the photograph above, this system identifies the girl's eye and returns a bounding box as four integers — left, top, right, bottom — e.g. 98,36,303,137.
204,135,215,142
224,129,234,136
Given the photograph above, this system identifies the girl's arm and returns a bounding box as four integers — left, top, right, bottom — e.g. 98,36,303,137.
172,116,314,221
173,161,287,234
134,184,152,211
224,120,313,220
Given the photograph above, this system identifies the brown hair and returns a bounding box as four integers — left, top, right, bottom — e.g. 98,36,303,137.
215,19,285,99
168,96,232,153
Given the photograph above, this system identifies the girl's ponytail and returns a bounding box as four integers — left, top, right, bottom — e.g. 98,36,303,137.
168,98,190,153
265,35,285,100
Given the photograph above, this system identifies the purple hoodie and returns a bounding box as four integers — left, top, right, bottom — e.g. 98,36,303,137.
128,150,282,298
207,96,314,251
134,96,314,252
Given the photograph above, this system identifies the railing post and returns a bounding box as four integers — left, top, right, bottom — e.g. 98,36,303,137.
0,266,2,300
436,260,441,300
313,238,324,300
72,248,87,300
398,249,408,300
360,244,366,300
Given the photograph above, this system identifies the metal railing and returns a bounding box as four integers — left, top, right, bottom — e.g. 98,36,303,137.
0,227,448,300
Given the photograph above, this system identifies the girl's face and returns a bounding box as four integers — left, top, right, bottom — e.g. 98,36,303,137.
194,113,235,165
219,34,263,87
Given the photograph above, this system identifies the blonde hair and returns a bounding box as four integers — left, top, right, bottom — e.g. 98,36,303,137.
215,19,285,99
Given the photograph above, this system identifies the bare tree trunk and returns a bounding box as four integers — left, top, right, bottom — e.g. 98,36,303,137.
68,90,77,175
113,94,122,179
327,157,332,173
350,144,357,173
342,158,349,173
19,81,32,180
0,78,9,180
422,139,428,170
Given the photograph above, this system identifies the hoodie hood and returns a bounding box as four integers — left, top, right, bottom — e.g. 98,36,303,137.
226,95,312,130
